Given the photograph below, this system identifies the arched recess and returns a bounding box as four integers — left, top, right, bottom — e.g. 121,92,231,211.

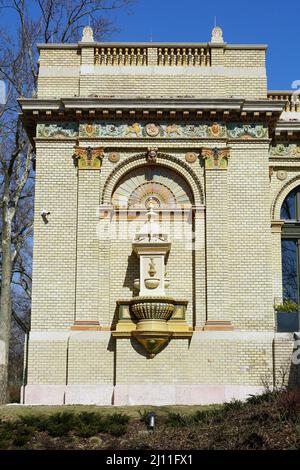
112,166,193,209
272,175,300,219
101,152,204,206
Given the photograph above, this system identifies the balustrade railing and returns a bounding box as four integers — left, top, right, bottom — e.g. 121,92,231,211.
94,47,148,66
157,47,210,66
268,91,300,112
94,46,211,67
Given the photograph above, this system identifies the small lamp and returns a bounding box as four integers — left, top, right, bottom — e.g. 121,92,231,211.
147,412,156,431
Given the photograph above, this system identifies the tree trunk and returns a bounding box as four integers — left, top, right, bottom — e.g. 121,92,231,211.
0,175,13,404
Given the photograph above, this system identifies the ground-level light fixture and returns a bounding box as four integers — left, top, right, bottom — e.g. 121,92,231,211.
147,412,156,431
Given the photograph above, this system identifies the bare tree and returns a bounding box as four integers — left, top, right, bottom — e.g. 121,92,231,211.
0,0,134,404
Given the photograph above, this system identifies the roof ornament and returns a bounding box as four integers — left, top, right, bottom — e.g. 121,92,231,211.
81,25,94,42
211,25,224,44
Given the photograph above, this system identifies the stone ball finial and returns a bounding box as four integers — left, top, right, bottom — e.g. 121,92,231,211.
211,26,224,43
81,25,94,42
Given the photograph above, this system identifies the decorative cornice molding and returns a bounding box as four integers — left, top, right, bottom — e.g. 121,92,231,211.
36,42,268,50
19,97,285,114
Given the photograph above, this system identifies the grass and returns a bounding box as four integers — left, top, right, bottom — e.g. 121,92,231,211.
1,390,300,449
0,403,219,420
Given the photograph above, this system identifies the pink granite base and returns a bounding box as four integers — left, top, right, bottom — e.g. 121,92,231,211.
23,384,265,405
65,385,113,405
23,385,66,405
113,384,265,406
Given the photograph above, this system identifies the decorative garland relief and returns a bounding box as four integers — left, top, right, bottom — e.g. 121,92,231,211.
37,121,268,140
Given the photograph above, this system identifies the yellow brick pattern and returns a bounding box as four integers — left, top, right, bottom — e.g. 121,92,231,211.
24,39,300,397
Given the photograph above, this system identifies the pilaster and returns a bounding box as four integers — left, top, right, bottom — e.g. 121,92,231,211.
202,147,232,330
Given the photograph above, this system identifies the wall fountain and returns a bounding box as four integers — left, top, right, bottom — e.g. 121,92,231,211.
113,199,192,358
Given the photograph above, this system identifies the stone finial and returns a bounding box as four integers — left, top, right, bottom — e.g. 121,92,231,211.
81,25,94,42
211,26,224,43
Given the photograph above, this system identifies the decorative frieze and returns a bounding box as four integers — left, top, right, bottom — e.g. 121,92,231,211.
270,143,300,157
201,147,230,170
73,146,104,169
37,122,78,138
37,121,268,140
227,123,268,139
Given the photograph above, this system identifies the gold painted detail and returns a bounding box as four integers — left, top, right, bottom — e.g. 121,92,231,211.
185,152,198,163
108,152,120,163
132,330,172,359
201,147,230,170
130,297,175,321
113,299,191,355
73,146,104,169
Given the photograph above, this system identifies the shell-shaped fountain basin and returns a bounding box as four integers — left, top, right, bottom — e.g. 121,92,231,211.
130,296,175,321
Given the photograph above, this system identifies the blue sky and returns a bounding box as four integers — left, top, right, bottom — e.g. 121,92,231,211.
110,0,300,90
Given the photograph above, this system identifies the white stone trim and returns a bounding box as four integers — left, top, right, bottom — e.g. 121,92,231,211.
29,330,111,341
192,331,276,341
29,331,70,341
69,331,111,340
38,65,266,79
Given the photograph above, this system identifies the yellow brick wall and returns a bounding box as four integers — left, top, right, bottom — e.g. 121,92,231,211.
115,333,274,386
25,40,300,397
39,48,81,66
37,44,267,99
223,48,266,68
31,141,78,330
227,142,274,330
27,338,68,384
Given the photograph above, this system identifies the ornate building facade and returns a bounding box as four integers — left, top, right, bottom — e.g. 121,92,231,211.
20,26,300,405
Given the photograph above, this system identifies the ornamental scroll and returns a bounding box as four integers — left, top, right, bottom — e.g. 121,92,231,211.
201,147,230,170
73,146,104,169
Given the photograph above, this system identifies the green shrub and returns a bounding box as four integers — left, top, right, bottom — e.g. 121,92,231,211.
275,299,298,312
42,412,76,437
75,412,129,437
75,423,98,438
107,423,127,437
223,399,244,412
166,412,189,427
107,413,130,425
138,409,153,424
247,391,277,405
12,428,32,447
20,414,45,430
190,408,223,424
0,421,14,449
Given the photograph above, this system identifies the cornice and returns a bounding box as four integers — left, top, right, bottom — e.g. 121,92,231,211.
274,121,300,139
19,97,286,114
276,121,300,131
36,42,268,50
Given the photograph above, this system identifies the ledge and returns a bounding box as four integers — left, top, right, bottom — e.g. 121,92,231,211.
36,42,268,50
19,97,286,114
